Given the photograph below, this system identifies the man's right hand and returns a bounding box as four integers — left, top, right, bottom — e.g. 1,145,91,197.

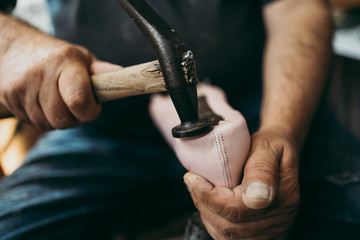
0,13,121,130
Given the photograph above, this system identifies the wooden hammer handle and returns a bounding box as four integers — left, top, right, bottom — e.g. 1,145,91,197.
0,60,166,119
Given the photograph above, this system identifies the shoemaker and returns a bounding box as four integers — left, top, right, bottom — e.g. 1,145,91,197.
1,0,359,239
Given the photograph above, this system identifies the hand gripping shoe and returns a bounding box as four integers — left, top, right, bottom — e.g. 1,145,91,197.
149,84,250,188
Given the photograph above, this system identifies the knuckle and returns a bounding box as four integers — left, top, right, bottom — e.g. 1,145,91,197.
56,44,78,57
11,79,27,95
219,227,239,240
75,45,91,57
220,206,241,223
27,64,44,81
248,161,277,176
53,44,89,66
262,139,283,158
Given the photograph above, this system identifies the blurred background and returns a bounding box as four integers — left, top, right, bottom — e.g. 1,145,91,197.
330,0,360,145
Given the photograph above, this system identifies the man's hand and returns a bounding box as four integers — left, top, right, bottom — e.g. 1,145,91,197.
184,128,300,239
184,0,331,238
0,14,121,130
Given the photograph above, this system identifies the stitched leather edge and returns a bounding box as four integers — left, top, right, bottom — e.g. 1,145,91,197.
214,128,233,188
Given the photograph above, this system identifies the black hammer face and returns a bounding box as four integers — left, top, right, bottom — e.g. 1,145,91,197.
117,0,212,138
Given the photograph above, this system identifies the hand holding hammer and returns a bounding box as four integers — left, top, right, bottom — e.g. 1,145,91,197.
0,59,166,120
0,0,212,137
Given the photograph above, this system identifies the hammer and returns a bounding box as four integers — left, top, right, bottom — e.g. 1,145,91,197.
0,0,212,138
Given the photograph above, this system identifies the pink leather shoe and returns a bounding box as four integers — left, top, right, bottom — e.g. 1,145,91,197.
149,84,250,188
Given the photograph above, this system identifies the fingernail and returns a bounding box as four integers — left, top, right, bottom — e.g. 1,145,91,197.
184,178,192,193
244,182,270,200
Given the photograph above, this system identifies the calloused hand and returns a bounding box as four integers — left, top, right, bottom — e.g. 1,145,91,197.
0,33,121,130
184,129,300,239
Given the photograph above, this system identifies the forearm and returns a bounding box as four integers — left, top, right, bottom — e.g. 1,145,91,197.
261,0,333,150
0,13,19,57
0,12,105,129
0,13,51,61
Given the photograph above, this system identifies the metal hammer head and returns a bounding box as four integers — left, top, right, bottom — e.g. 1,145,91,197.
117,0,212,138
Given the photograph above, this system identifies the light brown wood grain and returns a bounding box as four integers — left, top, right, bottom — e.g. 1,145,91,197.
93,60,166,102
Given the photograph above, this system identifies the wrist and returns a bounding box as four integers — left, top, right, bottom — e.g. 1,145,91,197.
255,125,302,153
259,109,313,152
0,14,29,57
0,14,56,62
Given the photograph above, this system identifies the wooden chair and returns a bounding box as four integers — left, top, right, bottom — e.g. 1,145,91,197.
0,119,39,177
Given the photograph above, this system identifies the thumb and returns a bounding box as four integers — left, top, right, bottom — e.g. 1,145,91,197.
241,143,280,210
90,61,123,75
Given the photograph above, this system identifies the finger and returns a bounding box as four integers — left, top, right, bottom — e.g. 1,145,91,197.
198,202,271,239
58,61,101,122
0,80,31,123
184,173,271,223
1,94,30,123
241,141,281,210
39,78,80,129
201,218,223,240
22,88,52,130
89,61,123,75
202,217,273,240
184,172,236,213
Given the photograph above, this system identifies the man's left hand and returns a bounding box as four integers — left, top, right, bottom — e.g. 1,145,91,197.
184,128,300,239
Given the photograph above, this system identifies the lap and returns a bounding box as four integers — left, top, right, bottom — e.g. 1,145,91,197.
0,128,193,240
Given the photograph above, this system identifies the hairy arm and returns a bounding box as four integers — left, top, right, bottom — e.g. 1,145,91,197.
0,13,120,129
261,0,333,150
0,13,23,58
185,1,333,239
